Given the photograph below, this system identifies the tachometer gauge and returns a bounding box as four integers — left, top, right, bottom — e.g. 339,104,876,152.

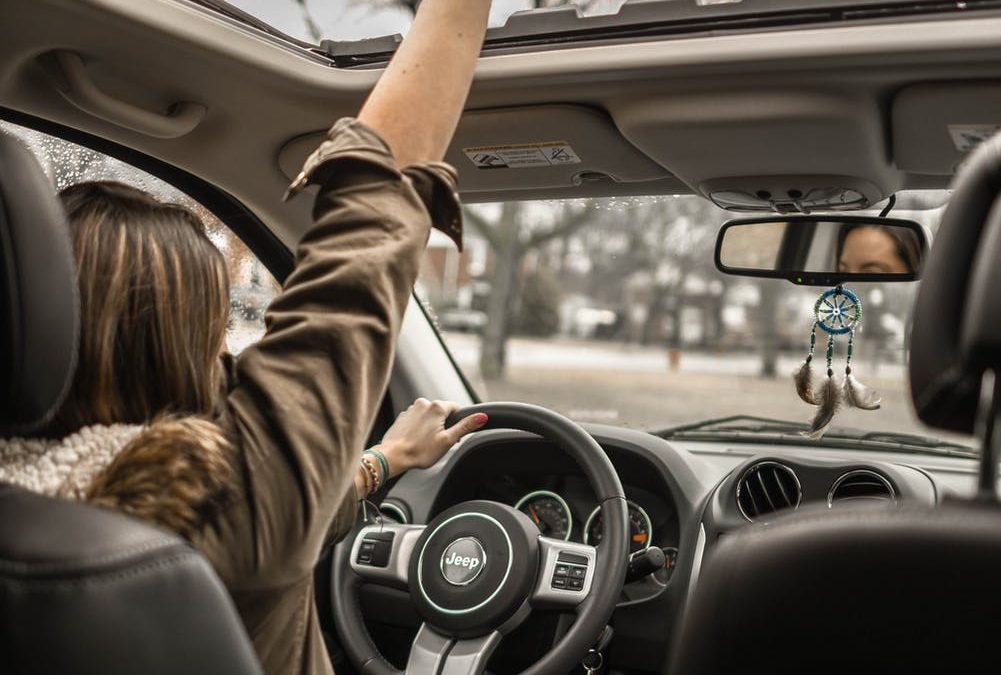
514,490,573,541
583,501,653,554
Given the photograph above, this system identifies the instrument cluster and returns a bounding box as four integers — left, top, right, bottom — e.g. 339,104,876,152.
514,490,653,553
513,489,678,584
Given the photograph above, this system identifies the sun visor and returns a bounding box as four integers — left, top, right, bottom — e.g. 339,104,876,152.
442,105,669,192
610,90,898,210
278,105,669,195
892,82,1001,176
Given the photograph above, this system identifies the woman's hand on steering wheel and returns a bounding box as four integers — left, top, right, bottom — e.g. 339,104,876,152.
337,402,629,675
378,399,488,478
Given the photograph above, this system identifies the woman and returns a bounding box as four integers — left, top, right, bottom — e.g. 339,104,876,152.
837,223,922,275
0,1,494,674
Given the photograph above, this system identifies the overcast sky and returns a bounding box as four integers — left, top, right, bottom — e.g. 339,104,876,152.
227,0,626,42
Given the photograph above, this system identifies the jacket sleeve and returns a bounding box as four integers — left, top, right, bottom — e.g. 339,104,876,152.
198,118,461,589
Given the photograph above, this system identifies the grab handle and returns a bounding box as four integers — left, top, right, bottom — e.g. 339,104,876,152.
51,51,205,139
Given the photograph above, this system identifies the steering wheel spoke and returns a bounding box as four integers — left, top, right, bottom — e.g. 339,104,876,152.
349,522,426,589
405,624,502,675
531,536,597,609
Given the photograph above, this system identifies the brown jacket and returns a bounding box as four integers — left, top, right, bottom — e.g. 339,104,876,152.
189,118,462,675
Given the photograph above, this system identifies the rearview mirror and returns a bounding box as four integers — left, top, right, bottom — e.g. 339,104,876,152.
714,216,928,285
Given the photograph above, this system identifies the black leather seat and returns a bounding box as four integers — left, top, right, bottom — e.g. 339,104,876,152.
670,503,1001,675
670,132,1001,675
0,132,262,674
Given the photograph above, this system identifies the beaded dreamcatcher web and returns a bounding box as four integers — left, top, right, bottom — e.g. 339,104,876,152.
815,287,862,335
794,286,880,438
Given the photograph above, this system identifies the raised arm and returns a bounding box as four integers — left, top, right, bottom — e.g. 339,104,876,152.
358,0,492,167
200,3,492,589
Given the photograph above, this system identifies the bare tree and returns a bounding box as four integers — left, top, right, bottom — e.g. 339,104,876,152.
365,0,420,15
591,198,720,346
465,201,596,379
757,280,781,377
358,0,607,20
290,0,323,42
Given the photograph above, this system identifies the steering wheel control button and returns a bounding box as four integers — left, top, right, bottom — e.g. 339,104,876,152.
552,551,590,591
551,560,588,590
356,531,394,567
440,537,487,586
557,551,589,565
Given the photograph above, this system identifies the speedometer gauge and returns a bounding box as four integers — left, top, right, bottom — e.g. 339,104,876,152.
514,490,573,541
583,501,653,554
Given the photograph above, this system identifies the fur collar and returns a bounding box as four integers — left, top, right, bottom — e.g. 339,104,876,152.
0,424,142,499
0,418,234,539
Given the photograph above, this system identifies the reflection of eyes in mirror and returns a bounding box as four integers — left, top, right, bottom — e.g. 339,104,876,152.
836,225,919,275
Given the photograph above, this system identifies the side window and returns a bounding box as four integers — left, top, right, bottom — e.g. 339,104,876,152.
0,120,279,354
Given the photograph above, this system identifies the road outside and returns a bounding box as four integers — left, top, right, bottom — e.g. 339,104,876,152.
442,331,967,444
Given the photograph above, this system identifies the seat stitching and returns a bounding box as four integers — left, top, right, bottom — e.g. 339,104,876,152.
0,551,211,590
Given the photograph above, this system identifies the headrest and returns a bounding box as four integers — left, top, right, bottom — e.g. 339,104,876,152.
671,504,1001,675
0,132,78,434
909,132,1001,434
0,485,262,674
961,195,1001,377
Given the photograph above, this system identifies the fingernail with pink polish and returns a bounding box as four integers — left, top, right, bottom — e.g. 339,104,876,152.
473,413,489,426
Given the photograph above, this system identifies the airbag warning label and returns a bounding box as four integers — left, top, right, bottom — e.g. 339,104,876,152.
463,142,581,169
949,124,1001,152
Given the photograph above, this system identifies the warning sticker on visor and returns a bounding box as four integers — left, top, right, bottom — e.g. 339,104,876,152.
948,124,1001,152
463,142,581,169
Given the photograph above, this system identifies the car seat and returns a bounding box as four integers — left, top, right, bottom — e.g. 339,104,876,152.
0,131,263,675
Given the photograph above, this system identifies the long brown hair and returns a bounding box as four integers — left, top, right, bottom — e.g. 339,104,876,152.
53,181,230,433
836,223,924,274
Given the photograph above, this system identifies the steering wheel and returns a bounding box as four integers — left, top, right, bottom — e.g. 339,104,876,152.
332,402,629,675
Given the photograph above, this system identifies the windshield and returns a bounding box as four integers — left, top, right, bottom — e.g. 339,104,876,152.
417,191,974,450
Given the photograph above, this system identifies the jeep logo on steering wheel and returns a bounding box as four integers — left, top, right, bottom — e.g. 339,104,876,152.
440,537,487,586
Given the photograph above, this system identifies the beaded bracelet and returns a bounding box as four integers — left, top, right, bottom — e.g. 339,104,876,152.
359,455,381,497
357,461,373,497
364,448,391,484
364,454,381,491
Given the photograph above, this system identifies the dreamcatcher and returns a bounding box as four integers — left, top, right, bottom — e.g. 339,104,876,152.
794,285,880,439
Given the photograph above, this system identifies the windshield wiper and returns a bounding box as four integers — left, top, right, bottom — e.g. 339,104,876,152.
658,415,977,457
659,415,809,436
858,431,972,451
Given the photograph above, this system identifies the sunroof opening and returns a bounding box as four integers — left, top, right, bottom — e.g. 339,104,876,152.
223,0,626,44
209,0,1001,66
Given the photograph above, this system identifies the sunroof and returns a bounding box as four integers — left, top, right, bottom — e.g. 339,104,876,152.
222,0,626,44
209,0,999,65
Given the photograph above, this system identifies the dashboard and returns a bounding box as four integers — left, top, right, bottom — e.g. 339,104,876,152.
334,423,978,674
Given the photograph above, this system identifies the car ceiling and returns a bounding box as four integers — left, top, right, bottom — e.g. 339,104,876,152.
3,0,1001,248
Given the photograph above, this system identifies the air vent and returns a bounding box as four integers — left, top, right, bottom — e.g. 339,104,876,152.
828,470,896,507
736,461,802,521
